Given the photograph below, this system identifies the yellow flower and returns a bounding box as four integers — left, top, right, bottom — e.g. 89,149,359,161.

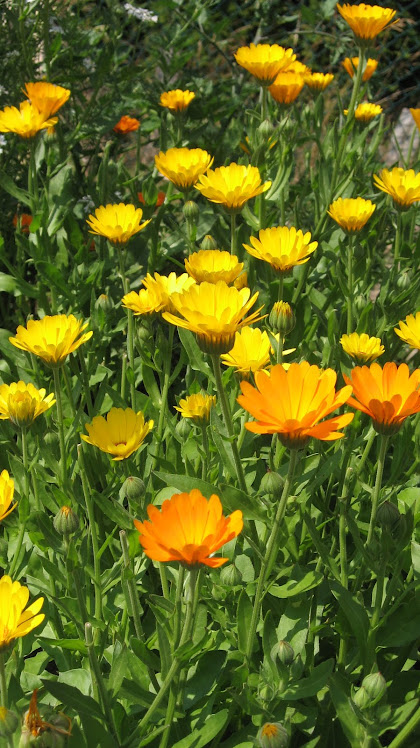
304,73,334,90
373,167,420,209
0,101,57,138
344,102,383,121
86,203,151,244
10,315,93,367
121,286,165,317
185,249,244,285
342,57,378,80
195,163,271,213
287,61,312,75
175,393,216,424
0,382,55,428
234,43,296,85
394,312,420,350
268,73,304,105
122,272,195,317
243,226,318,274
410,108,420,132
81,407,153,461
0,471,17,523
159,89,195,111
23,82,70,117
162,281,264,354
340,332,385,363
337,4,397,42
327,197,376,232
220,326,294,377
0,576,44,651
154,147,213,190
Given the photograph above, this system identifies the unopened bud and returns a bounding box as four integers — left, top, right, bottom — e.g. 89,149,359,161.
183,200,199,221
271,640,294,666
0,707,18,738
220,563,241,587
200,234,218,251
53,506,79,536
269,302,295,336
95,293,113,312
362,671,386,702
120,476,145,502
257,722,289,748
258,119,274,142
377,501,400,529
353,685,370,709
260,470,283,497
397,269,411,290
176,418,191,439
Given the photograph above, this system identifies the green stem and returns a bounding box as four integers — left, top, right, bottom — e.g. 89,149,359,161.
366,554,386,670
210,354,247,493
0,652,8,707
85,623,119,741
201,425,210,481
366,434,389,547
78,349,94,417
394,210,403,265
118,247,136,408
346,46,365,120
62,362,76,417
9,428,30,578
53,367,68,488
159,566,186,748
346,233,355,334
230,212,237,256
261,86,268,121
276,335,284,365
388,703,420,748
78,445,102,629
337,493,349,667
406,124,417,167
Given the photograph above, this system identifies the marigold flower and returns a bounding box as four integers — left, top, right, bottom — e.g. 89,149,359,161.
134,489,243,567
344,102,383,121
394,311,420,350
154,147,213,190
122,287,164,317
304,73,334,90
243,226,318,274
0,576,44,651
257,722,289,748
0,381,55,428
268,73,304,105
175,393,216,424
234,43,296,85
12,213,33,233
122,272,195,317
185,249,244,285
287,61,312,76
195,163,271,213
0,471,16,523
138,191,165,208
343,362,420,434
0,101,57,138
327,197,376,232
373,168,420,209
220,326,294,377
10,315,92,367
162,281,264,354
238,362,354,448
113,115,140,134
342,57,378,80
160,89,195,111
81,407,153,461
410,108,420,132
337,3,397,42
340,332,384,363
269,301,296,336
86,203,151,244
23,82,70,117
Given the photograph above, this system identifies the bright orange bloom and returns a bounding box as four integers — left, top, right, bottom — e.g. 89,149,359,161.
337,4,397,42
238,362,354,448
113,115,140,134
343,362,420,434
134,489,243,568
138,191,165,208
13,213,33,233
342,57,378,80
268,73,304,105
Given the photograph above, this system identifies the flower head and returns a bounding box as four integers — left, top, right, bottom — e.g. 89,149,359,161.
342,57,378,80
268,73,304,105
234,43,296,85
0,576,44,652
113,115,140,134
81,407,153,461
257,722,289,748
13,213,33,233
304,72,334,90
238,362,354,448
138,191,165,208
410,108,420,132
23,82,70,117
122,272,195,317
340,332,384,363
243,226,318,274
155,147,213,190
0,471,16,523
134,489,243,567
343,362,420,434
220,326,294,377
0,101,57,138
160,89,195,111
0,381,55,428
195,163,271,213
175,394,216,424
10,315,92,367
373,168,420,209
344,102,383,121
327,197,376,232
86,203,151,244
185,249,244,285
337,4,397,42
394,311,420,350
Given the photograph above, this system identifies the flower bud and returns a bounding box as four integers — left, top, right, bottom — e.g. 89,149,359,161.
269,302,295,336
220,562,242,587
257,722,289,748
260,470,283,497
176,417,191,439
120,476,145,502
183,200,199,221
362,671,386,702
397,269,411,290
95,293,113,312
200,234,218,251
258,119,274,142
53,506,79,536
271,640,294,666
0,707,18,738
137,324,152,346
353,685,370,710
376,501,400,529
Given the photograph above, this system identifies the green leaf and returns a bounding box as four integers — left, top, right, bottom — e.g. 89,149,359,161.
269,567,323,598
130,637,161,672
329,673,367,747
330,581,369,670
153,471,217,497
92,491,133,530
177,328,215,383
220,483,266,522
237,591,253,655
280,659,334,699
41,679,105,721
141,364,162,409
38,637,88,656
0,272,39,298
210,409,237,480
183,650,226,710
171,710,229,748
0,170,31,205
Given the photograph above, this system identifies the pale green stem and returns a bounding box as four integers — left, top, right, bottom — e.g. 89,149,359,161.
78,445,102,631
149,326,175,476
53,367,67,487
388,704,420,748
201,425,210,481
366,434,389,547
85,623,119,740
230,213,237,256
0,652,8,707
337,491,350,667
261,86,268,120
62,362,76,417
118,246,136,408
78,349,94,417
394,210,403,265
346,46,365,120
276,335,284,365
406,124,417,167
210,354,247,493
366,552,387,671
9,428,30,578
346,233,355,334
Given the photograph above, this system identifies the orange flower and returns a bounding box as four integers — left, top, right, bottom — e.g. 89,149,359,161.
238,362,354,448
138,191,165,208
343,362,420,434
342,57,378,81
113,115,140,134
134,489,243,568
13,213,33,233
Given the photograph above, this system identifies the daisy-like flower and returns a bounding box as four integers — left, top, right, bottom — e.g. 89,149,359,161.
343,362,420,434
268,73,304,105
234,43,296,86
86,203,151,244
155,147,213,191
175,394,216,424
394,311,420,350
162,280,264,354
344,102,383,121
238,362,354,448
0,381,55,428
342,57,378,80
304,73,334,90
243,226,318,274
373,168,420,209
0,471,16,523
0,101,57,138
195,163,271,213
220,326,295,377
23,82,70,117
410,109,420,132
122,286,165,317
134,489,243,567
287,60,312,75
0,575,44,651
337,4,397,43
185,249,244,285
258,723,289,746
327,197,376,232
340,332,384,364
113,115,140,134
10,315,93,367
81,407,153,461
160,89,195,112
122,272,195,317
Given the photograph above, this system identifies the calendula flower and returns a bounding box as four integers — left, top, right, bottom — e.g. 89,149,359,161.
113,115,140,134
269,301,296,336
344,102,383,121
257,722,289,747
0,471,16,523
175,393,216,424
234,43,296,85
343,362,420,434
243,226,318,274
10,315,93,367
342,57,378,80
287,61,312,75
0,576,44,651
337,4,397,42
21,690,72,743
268,73,304,105
304,73,334,90
155,147,213,190
220,326,295,377
394,311,420,350
13,213,33,233
0,101,57,138
122,286,165,317
0,381,55,428
122,272,195,317
373,168,420,209
195,163,271,213
238,362,354,448
160,89,195,111
134,489,243,567
410,108,420,132
185,249,244,285
138,191,165,208
23,82,70,117
340,332,384,363
162,281,264,354
327,197,376,232
86,203,151,244
81,407,153,461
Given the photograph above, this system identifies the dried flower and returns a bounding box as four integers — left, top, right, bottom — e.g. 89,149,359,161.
10,315,92,367
0,381,55,427
81,407,153,461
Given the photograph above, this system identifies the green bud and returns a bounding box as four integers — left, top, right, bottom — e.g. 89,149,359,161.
257,722,289,748
397,269,411,290
137,324,152,346
53,506,79,536
260,470,283,497
120,476,145,502
353,685,370,710
362,671,386,702
176,417,191,439
95,293,113,312
200,234,218,250
220,563,242,587
183,200,199,221
0,707,18,738
257,119,274,142
376,501,400,530
269,302,296,336
271,640,294,665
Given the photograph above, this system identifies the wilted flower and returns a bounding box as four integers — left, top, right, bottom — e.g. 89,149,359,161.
87,203,151,244
0,471,16,523
0,101,57,138
344,102,383,121
23,81,70,117
0,576,44,651
394,311,420,350
113,115,140,134
243,226,318,273
195,163,271,212
10,315,92,366
0,381,55,427
81,407,153,461
304,73,334,90
410,108,420,132
340,332,384,363
268,73,304,105
234,43,295,85
373,167,420,209
160,89,195,111
185,249,244,285
327,197,376,231
342,57,378,80
155,147,213,190
21,689,72,745
175,393,216,424
337,4,397,42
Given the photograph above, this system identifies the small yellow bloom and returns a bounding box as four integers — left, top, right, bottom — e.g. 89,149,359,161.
373,167,420,209
0,101,57,138
287,61,312,76
175,393,216,424
122,272,195,317
327,197,376,232
195,163,271,213
122,286,165,317
0,576,44,651
340,332,384,364
160,89,195,111
220,326,294,377
410,108,420,132
304,73,334,90
342,57,378,80
10,315,93,367
268,73,304,105
81,407,153,461
185,249,244,285
234,43,296,85
344,102,383,121
86,203,151,244
337,3,397,42
0,382,55,428
394,312,420,350
243,226,318,274
23,82,70,117
155,147,213,190
0,471,16,523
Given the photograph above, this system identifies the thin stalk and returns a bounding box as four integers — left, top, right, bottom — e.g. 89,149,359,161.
78,349,94,417
201,425,210,481
9,428,30,578
53,367,68,487
85,623,119,742
366,434,389,547
346,46,365,120
159,566,186,748
276,335,284,365
149,326,175,476
78,446,102,629
337,492,349,667
388,703,420,748
406,124,417,167
394,210,403,265
0,652,8,707
62,362,76,417
366,553,387,670
346,233,355,334
118,247,136,408
210,354,247,493
261,86,268,120
230,213,237,256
